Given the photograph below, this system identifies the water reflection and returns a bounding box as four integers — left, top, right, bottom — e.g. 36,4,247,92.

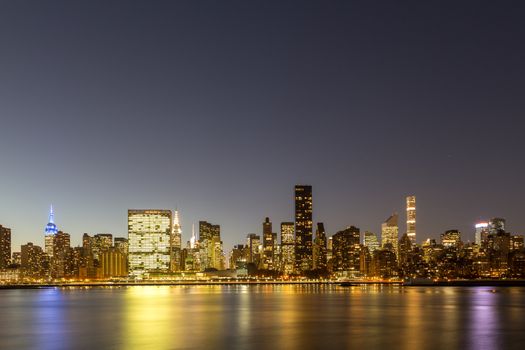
0,285,525,349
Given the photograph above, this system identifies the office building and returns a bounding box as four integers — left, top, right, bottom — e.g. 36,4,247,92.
332,226,361,275
262,217,276,270
475,222,489,245
363,231,380,254
406,196,416,244
44,205,58,258
313,222,327,270
382,214,399,255
294,185,313,272
280,222,295,275
128,209,172,278
0,225,11,269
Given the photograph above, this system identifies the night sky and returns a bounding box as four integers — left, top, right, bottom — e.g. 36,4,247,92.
1,1,524,253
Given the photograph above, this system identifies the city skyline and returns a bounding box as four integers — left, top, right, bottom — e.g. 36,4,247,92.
1,1,524,256
1,187,523,255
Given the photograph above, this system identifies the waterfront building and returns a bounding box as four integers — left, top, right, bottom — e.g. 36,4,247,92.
229,244,249,270
280,222,295,275
382,214,399,255
0,225,11,269
21,242,46,278
44,205,58,258
510,235,524,251
406,196,416,245
100,248,127,277
313,222,327,270
332,226,361,276
363,231,380,254
475,222,489,246
262,217,276,270
11,252,21,266
128,209,172,278
371,249,398,278
114,237,129,255
92,233,113,261
294,185,313,273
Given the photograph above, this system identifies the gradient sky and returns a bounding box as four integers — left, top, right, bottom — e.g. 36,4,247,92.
1,1,524,253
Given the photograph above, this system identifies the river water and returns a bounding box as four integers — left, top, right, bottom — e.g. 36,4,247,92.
0,285,524,349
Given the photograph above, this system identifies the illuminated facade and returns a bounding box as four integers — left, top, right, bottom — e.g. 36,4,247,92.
199,221,223,270
475,222,488,245
382,213,399,255
313,222,327,270
128,209,172,278
44,205,58,258
441,230,461,248
170,210,183,271
294,185,313,273
280,222,295,275
0,225,11,269
332,226,361,275
363,231,380,254
262,217,276,270
406,196,416,245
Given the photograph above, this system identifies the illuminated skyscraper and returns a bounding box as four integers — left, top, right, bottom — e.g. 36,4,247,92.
363,231,380,254
475,222,489,245
294,185,313,273
199,221,223,270
280,222,295,275
406,196,416,245
313,223,327,270
128,209,172,278
489,218,506,235
382,213,399,255
44,205,58,258
170,210,183,271
0,225,11,269
262,217,276,270
332,226,361,275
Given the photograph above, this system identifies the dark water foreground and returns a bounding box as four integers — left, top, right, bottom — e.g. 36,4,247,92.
0,285,524,350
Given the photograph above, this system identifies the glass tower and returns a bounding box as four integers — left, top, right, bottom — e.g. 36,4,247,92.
406,196,416,245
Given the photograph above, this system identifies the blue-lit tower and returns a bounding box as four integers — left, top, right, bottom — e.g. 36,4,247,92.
44,205,58,257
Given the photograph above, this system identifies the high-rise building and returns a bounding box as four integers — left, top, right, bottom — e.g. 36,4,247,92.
170,210,183,271
382,214,399,255
363,231,380,254
475,222,489,245
489,218,506,235
44,205,58,258
128,209,172,278
441,230,461,248
246,233,261,267
0,225,11,269
332,226,361,275
21,242,46,278
406,196,416,245
262,217,276,270
199,221,223,270
53,231,71,278
313,223,327,270
294,185,313,273
92,234,113,261
114,237,129,255
280,222,295,275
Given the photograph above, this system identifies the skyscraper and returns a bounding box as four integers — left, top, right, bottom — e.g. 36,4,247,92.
170,210,183,271
475,222,489,245
128,209,172,278
382,213,399,255
262,217,276,270
363,231,380,254
0,225,11,269
332,226,361,275
294,185,313,273
313,222,327,270
280,222,295,275
44,205,58,258
199,221,223,270
406,196,416,245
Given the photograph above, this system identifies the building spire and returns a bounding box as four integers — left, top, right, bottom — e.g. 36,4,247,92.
49,204,54,224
